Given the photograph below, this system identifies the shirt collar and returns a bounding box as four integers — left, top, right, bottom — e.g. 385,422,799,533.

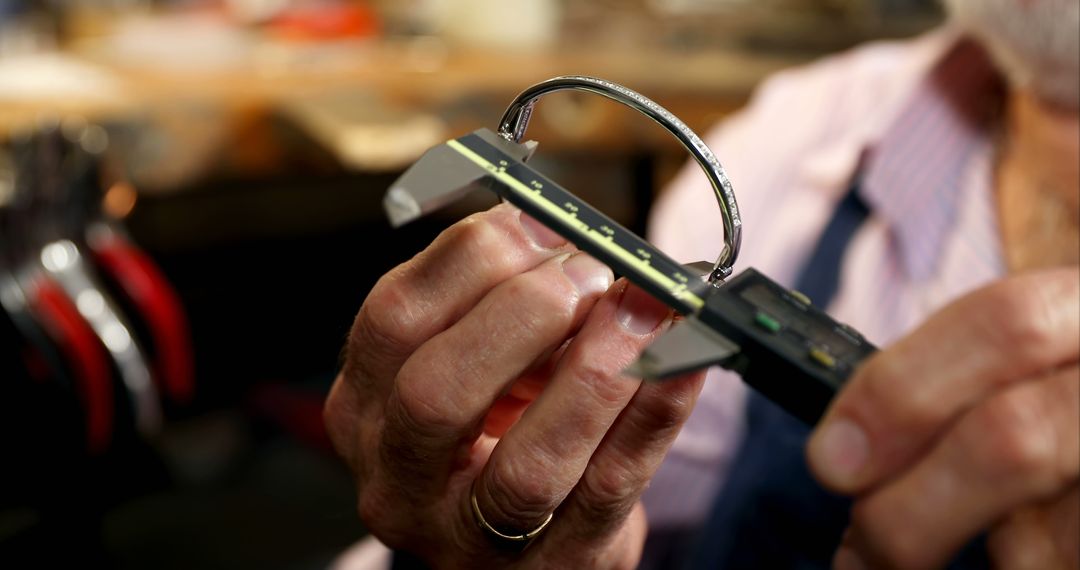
860,38,1005,280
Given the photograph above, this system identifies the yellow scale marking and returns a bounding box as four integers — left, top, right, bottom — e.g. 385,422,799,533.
447,139,704,310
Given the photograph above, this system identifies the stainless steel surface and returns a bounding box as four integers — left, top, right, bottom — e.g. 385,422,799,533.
624,316,741,379
497,75,741,281
384,128,535,228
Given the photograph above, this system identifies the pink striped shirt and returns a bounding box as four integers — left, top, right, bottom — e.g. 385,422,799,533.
336,28,1012,569
642,28,1007,529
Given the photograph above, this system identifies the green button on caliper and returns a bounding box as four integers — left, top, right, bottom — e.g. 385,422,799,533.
754,311,782,333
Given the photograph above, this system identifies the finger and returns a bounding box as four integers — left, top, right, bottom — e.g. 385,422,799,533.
540,502,650,570
327,205,568,475
549,370,706,546
843,366,1079,570
808,269,1079,492
342,204,571,391
483,342,570,439
471,282,676,534
988,486,1080,570
324,372,364,471
989,487,1080,570
377,252,613,497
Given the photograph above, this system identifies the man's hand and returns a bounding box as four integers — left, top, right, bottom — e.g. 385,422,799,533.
324,203,706,569
808,268,1079,570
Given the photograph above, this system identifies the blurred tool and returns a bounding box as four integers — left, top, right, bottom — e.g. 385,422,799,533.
0,119,194,453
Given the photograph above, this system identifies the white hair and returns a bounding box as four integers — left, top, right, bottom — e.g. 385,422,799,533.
945,0,1080,108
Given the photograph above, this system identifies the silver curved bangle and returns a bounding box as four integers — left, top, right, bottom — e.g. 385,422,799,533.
498,75,742,281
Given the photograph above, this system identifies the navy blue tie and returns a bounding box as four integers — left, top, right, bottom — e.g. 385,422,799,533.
686,183,989,569
684,183,869,570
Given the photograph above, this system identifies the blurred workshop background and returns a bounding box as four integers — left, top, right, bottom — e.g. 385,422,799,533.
0,0,940,568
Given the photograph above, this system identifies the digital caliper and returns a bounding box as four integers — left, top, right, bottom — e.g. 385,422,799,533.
384,76,876,425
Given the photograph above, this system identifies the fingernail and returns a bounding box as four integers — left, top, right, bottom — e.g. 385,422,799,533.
616,284,670,335
562,253,613,297
810,418,869,487
520,212,566,249
833,547,867,570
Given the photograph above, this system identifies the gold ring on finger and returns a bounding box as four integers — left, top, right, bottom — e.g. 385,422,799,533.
470,481,554,544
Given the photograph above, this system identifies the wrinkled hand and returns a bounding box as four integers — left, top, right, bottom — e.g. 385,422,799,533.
808,268,1079,570
324,203,706,569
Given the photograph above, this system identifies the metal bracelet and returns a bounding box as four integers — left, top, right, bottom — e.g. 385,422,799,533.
497,75,742,281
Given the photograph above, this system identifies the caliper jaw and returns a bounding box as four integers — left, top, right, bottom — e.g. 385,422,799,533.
625,261,740,380
384,129,537,228
623,316,742,380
